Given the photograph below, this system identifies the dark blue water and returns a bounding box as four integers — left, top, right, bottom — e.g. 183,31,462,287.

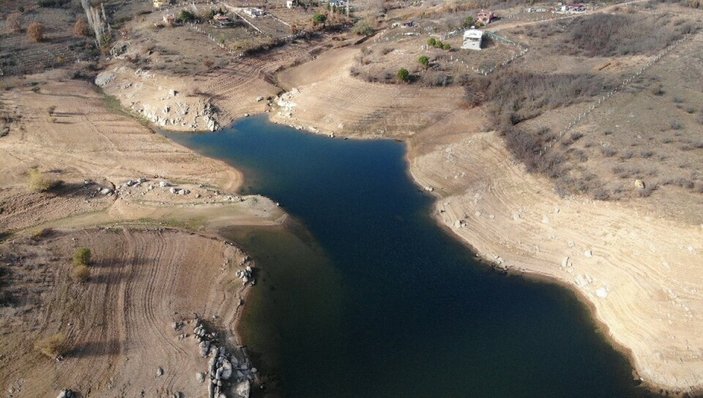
166,115,655,398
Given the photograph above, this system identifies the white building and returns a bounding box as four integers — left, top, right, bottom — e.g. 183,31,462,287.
462,28,483,50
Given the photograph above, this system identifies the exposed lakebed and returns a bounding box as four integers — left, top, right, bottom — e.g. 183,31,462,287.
166,116,655,397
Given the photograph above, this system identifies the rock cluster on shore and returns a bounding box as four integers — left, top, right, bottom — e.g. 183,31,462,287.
187,318,256,398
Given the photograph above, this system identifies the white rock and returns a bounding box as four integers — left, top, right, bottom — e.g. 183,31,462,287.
234,380,251,398
584,250,593,257
196,372,205,383
561,256,571,268
595,287,609,298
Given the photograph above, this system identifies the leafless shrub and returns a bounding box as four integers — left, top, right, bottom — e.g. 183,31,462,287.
27,169,56,192
35,333,67,359
556,13,697,56
73,17,89,37
465,71,612,126
6,12,22,33
670,120,684,130
640,150,655,158
637,184,658,197
601,147,618,157
619,151,634,160
27,22,45,42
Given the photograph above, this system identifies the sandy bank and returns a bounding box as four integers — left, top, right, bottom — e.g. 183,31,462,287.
265,45,703,393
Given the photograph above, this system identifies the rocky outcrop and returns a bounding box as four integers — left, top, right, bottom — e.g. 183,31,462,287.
191,319,256,398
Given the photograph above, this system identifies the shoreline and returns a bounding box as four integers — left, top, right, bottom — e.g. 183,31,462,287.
259,108,703,394
0,74,285,397
88,35,703,393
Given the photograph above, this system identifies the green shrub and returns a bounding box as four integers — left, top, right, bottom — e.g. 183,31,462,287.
418,55,430,68
312,13,327,25
396,68,410,82
73,247,91,266
177,9,196,23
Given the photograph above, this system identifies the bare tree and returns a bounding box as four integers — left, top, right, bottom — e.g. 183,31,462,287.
80,0,111,48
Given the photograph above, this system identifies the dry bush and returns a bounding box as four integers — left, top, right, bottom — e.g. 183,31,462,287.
34,333,67,359
566,14,696,56
72,265,90,282
6,12,22,33
463,71,618,197
73,17,89,37
465,71,612,127
27,22,45,42
27,169,55,192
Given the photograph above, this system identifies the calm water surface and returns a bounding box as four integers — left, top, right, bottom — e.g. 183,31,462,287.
166,116,655,398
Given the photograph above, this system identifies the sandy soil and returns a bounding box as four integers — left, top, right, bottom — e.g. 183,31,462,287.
0,228,254,397
270,39,703,393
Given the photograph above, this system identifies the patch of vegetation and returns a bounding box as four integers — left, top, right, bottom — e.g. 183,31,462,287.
37,0,71,7
396,68,410,82
6,12,22,33
27,22,45,42
72,265,90,282
312,13,327,26
176,9,197,24
35,333,68,359
464,71,616,195
418,55,430,68
465,71,612,126
427,37,451,50
540,13,698,57
73,247,91,266
73,17,89,37
352,19,374,36
27,169,56,192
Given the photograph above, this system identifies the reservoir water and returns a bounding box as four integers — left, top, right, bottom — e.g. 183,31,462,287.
166,116,655,398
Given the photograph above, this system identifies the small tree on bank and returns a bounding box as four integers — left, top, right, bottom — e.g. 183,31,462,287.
396,68,410,83
418,55,430,68
27,21,45,42
312,13,327,26
73,247,92,266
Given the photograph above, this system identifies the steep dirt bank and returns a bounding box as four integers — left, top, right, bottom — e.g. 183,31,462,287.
268,44,703,393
